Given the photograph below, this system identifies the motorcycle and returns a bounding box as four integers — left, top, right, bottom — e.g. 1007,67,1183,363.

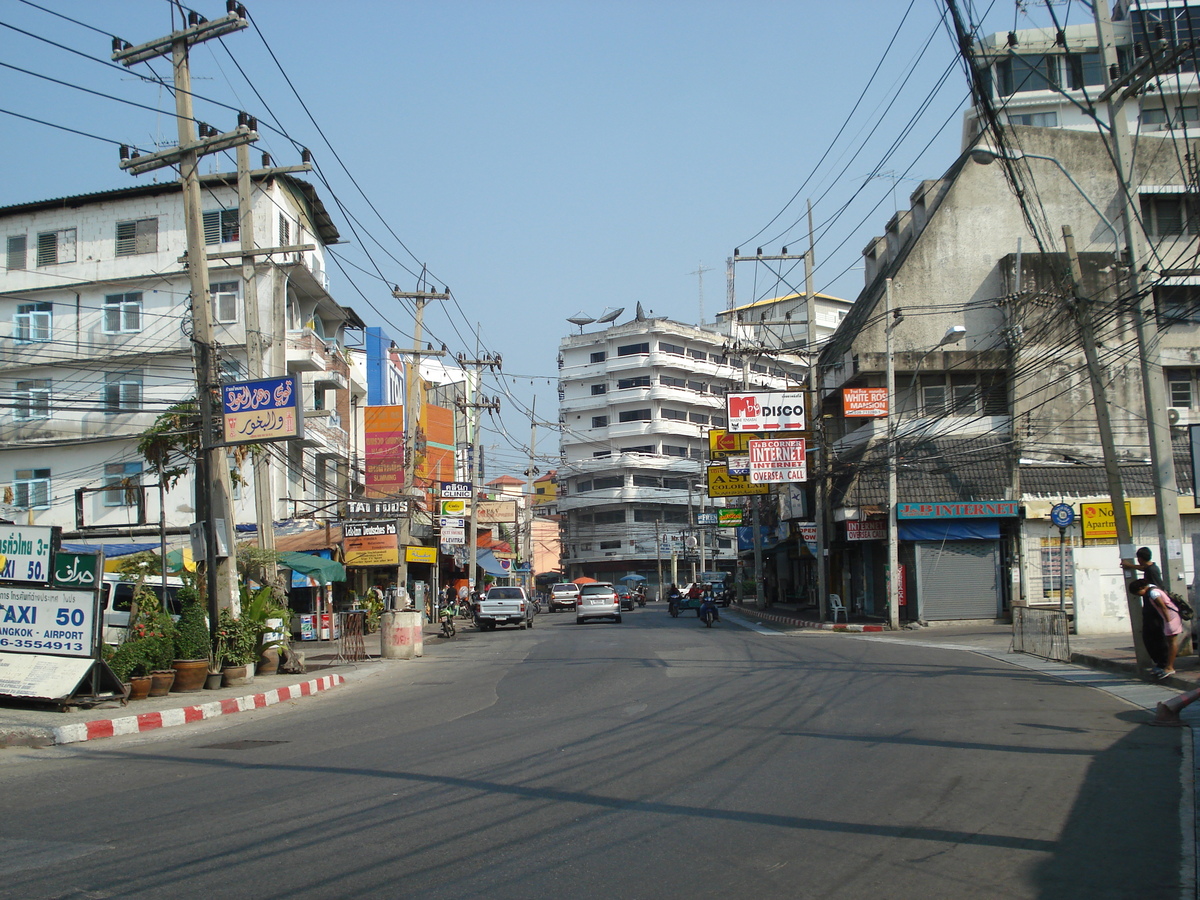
698,599,719,627
439,603,457,638
636,593,646,608
667,588,682,618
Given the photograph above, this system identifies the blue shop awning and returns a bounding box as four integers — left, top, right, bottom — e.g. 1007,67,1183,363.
899,520,1001,541
477,548,511,577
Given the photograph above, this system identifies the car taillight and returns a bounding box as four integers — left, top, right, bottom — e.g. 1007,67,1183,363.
519,602,525,611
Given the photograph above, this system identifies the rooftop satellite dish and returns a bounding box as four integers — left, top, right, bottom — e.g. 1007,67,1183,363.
566,310,596,333
635,302,645,321
596,307,624,324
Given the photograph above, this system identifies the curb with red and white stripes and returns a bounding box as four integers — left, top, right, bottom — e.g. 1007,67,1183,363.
49,674,345,746
730,608,887,633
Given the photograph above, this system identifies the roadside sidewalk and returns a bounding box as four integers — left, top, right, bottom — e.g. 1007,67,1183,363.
727,602,1200,691
0,632,432,748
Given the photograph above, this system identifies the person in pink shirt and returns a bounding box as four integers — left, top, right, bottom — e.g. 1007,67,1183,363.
1129,578,1182,678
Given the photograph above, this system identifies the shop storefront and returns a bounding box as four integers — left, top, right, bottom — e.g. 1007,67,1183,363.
898,501,1016,621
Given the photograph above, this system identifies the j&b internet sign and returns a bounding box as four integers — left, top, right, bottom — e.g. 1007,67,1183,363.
726,391,807,433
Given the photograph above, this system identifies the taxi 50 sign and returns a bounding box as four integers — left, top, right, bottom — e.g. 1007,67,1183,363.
726,391,807,433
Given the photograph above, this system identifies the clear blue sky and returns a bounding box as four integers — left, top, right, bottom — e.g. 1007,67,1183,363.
0,0,1078,475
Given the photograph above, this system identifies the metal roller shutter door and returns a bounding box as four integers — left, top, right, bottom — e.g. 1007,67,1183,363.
916,540,1000,620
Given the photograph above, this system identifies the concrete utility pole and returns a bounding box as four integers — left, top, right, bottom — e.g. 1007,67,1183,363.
1063,227,1151,669
457,349,502,595
804,200,829,620
885,279,901,632
391,287,448,608
114,8,255,622
1094,2,1188,594
525,398,538,597
232,136,314,560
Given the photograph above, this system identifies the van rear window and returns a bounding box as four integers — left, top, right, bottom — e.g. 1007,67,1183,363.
106,582,182,614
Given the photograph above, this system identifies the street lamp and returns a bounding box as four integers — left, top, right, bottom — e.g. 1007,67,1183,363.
886,277,964,630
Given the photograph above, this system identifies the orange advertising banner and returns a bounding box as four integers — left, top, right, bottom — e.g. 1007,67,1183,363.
364,405,405,498
843,387,888,417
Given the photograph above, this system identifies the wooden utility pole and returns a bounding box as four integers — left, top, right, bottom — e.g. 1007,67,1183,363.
114,8,255,620
391,287,447,610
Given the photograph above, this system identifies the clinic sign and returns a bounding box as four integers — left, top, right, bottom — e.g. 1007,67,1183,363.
725,391,807,433
440,482,472,499
748,438,807,483
222,376,302,444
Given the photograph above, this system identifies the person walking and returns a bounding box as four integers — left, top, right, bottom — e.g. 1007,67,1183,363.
1129,578,1182,678
1123,548,1168,674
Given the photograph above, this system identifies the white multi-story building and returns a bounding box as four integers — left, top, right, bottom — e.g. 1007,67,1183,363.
556,313,802,586
0,174,366,543
964,0,1200,147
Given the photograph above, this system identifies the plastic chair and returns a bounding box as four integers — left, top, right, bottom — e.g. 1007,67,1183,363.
828,594,847,623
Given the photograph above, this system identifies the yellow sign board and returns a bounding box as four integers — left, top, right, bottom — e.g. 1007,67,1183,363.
405,545,438,564
706,463,769,497
708,428,807,458
1081,501,1132,541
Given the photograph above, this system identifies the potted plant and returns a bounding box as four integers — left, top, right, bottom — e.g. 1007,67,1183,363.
107,592,175,699
214,608,257,687
171,583,210,692
240,582,291,675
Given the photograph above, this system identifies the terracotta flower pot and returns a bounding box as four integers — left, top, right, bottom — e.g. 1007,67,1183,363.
204,672,224,690
221,665,249,688
148,670,175,697
170,659,209,693
256,648,280,676
128,675,152,701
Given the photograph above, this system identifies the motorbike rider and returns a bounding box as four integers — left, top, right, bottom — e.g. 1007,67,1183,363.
698,595,720,625
667,583,682,616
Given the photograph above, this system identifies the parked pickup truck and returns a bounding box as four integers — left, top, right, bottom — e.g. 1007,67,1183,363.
474,586,535,631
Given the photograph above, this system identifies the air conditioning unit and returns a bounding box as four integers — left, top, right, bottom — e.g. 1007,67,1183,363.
1168,407,1185,425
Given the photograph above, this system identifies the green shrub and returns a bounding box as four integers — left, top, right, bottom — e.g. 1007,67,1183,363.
173,585,209,661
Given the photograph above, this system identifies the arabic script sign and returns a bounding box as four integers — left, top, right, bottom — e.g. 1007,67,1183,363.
222,376,303,444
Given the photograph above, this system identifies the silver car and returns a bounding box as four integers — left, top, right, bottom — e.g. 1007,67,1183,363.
549,582,581,612
576,582,622,624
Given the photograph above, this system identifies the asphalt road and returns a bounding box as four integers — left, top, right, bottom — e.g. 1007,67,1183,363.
0,606,1186,900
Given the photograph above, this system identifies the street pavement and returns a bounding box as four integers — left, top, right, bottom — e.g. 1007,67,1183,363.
1,604,1190,899
4,607,1200,746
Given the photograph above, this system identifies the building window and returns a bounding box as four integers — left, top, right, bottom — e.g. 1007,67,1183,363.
664,445,688,457
599,540,621,550
1141,194,1200,237
36,228,76,266
103,462,143,507
593,476,623,490
6,235,26,271
617,375,651,389
594,510,625,525
104,293,143,334
1041,545,1074,603
211,281,239,324
633,476,662,488
591,415,608,428
13,468,50,509
589,350,606,363
279,213,291,246
687,381,707,393
661,375,686,388
1168,368,1200,407
576,480,593,493
617,342,650,356
997,54,1059,96
688,348,707,360
661,408,688,421
622,445,653,454
104,372,143,412
591,383,607,395
659,341,685,355
1066,52,1105,89
618,408,651,422
689,412,710,425
592,450,611,458
115,218,158,256
1007,111,1059,127
203,209,239,245
14,302,52,343
1156,285,1200,325
14,379,51,420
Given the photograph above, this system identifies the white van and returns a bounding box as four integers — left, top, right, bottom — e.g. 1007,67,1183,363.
100,574,186,645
